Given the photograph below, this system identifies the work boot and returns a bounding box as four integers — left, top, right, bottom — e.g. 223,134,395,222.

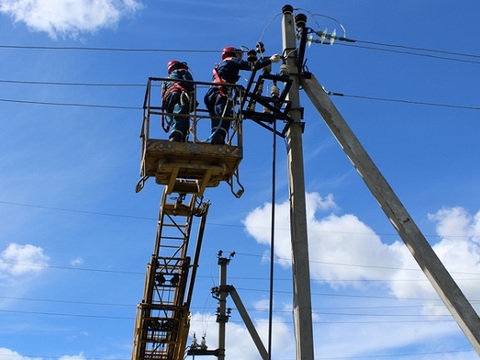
211,133,225,145
169,130,185,142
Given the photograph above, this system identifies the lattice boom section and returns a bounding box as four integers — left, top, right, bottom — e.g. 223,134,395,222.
133,255,191,360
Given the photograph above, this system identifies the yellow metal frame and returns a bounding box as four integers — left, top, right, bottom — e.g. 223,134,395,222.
137,77,244,197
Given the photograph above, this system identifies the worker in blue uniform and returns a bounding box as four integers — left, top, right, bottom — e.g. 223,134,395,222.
204,47,281,145
162,60,195,142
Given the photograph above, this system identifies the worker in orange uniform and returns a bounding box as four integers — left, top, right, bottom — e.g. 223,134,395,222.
162,60,195,142
204,47,281,144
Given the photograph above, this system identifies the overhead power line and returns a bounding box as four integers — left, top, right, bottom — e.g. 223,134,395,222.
0,79,144,87
1,40,479,65
0,45,219,53
0,308,457,323
0,97,139,110
338,41,480,65
355,39,480,60
2,294,466,312
2,199,476,241
0,92,478,112
327,92,480,111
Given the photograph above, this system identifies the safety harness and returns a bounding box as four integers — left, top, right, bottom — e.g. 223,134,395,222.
161,78,192,133
212,65,229,97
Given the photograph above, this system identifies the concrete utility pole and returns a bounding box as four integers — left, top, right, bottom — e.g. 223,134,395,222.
282,5,315,360
300,72,480,356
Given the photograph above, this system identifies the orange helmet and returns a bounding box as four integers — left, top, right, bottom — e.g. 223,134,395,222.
167,60,188,74
222,46,243,60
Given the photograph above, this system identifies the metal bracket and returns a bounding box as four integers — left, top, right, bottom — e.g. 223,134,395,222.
135,175,149,193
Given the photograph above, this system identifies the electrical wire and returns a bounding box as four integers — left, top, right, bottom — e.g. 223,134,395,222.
0,37,478,63
2,295,466,312
0,45,219,53
0,40,478,356
0,307,460,324
0,308,132,320
0,79,144,87
3,258,479,283
0,97,139,110
337,41,480,65
1,82,479,112
1,93,478,112
1,26,479,360
257,12,283,45
267,117,277,360
327,91,480,111
0,349,472,360
354,38,480,60
1,199,474,242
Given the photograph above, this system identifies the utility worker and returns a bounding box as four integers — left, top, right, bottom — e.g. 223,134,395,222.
204,46,281,145
162,60,195,142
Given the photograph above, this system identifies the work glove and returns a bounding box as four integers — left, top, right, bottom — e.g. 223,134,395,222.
269,54,281,63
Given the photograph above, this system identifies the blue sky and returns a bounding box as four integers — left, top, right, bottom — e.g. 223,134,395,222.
1,0,480,359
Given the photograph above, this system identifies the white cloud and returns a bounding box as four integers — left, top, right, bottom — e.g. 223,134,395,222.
0,0,143,38
0,349,86,360
389,207,480,304
244,193,480,298
429,206,480,243
242,193,480,355
58,353,85,360
244,192,337,267
0,243,49,279
70,257,84,266
0,348,41,360
244,192,399,282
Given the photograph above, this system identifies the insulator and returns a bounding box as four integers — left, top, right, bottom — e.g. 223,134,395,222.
271,85,280,98
295,13,307,28
282,4,293,15
256,81,264,95
320,29,327,44
247,49,257,62
307,33,314,47
330,29,337,45
256,41,265,54
191,333,198,346
279,64,290,76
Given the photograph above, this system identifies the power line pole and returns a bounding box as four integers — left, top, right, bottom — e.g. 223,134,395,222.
280,3,480,357
282,5,315,360
300,71,480,356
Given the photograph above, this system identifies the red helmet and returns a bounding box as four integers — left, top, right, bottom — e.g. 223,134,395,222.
222,46,243,60
167,60,188,74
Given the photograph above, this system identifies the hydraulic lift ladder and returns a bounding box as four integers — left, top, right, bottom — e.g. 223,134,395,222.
131,78,244,360
131,190,208,360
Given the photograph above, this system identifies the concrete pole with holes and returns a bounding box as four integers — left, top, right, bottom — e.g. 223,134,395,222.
282,5,315,360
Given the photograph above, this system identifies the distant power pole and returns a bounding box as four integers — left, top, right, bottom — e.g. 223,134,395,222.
282,5,315,360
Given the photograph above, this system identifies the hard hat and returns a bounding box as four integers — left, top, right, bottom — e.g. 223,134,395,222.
222,46,243,60
167,60,188,74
